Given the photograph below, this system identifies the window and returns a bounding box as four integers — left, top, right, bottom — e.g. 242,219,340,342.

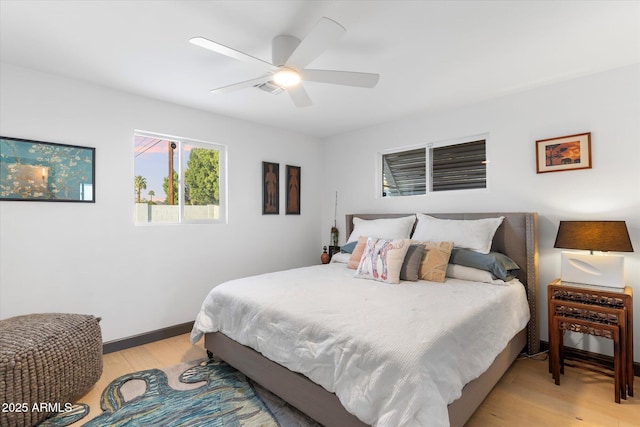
431,139,486,191
380,136,486,197
134,131,226,224
382,148,426,197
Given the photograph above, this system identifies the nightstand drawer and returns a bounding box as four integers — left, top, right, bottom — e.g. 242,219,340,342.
550,299,624,326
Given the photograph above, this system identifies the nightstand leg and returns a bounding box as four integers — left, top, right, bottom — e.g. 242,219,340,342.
548,294,554,375
552,317,561,385
620,318,627,400
627,307,634,397
548,322,554,376
559,328,564,375
614,331,621,404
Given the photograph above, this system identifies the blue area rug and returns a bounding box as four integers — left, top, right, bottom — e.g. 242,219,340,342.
40,359,320,427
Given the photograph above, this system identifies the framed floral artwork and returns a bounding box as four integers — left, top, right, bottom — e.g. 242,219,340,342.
0,136,95,202
536,132,591,173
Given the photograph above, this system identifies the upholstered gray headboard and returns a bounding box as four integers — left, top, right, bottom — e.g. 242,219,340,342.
346,212,539,354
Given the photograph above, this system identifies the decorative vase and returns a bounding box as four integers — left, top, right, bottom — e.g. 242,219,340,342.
321,246,330,264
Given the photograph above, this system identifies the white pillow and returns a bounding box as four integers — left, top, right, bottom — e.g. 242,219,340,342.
412,214,504,254
446,264,507,285
347,215,416,243
330,252,351,264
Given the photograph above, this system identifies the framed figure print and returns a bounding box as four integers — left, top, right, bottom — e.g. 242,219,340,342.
262,161,279,214
286,165,301,215
0,136,95,202
536,132,591,173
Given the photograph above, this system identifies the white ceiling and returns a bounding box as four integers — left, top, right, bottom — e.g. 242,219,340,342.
1,1,638,138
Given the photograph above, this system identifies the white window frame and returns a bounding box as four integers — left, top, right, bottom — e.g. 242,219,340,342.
377,133,489,198
134,130,227,225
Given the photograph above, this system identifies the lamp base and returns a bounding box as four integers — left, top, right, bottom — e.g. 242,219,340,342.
560,251,625,288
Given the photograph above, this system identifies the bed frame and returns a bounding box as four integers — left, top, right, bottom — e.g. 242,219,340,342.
205,212,539,427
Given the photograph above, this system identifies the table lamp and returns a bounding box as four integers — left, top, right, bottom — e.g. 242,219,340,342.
554,221,634,288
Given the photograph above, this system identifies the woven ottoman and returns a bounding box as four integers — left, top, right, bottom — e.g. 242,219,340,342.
0,313,103,427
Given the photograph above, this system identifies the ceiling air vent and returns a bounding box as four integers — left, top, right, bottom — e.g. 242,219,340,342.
254,81,285,95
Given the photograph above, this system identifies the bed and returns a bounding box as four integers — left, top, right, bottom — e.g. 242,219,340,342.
191,212,539,427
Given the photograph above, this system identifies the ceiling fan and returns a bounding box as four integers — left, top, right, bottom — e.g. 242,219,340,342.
189,17,380,108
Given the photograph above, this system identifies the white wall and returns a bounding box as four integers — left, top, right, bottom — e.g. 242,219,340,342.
0,63,323,342
2,61,638,361
321,64,640,361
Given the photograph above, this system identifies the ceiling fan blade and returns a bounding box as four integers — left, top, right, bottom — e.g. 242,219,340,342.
302,69,380,88
284,17,346,70
287,84,312,108
210,75,271,94
190,36,277,71
272,35,301,67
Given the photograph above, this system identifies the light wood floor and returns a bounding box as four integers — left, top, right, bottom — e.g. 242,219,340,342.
73,334,639,426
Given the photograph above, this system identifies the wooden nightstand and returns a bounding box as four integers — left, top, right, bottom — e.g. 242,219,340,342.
548,279,633,403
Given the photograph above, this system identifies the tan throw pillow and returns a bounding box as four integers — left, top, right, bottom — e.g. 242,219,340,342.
347,236,368,269
418,241,454,282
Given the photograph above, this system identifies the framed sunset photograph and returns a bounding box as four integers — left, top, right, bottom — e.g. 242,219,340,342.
536,132,591,173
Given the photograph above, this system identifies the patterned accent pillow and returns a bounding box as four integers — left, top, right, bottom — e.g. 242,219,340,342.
347,236,368,269
418,241,454,282
355,238,411,284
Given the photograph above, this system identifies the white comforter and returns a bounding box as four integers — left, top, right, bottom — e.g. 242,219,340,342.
191,263,530,427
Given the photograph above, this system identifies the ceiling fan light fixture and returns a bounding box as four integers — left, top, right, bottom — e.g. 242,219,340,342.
273,68,301,87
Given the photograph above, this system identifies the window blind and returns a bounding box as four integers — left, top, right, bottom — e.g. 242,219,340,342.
382,148,426,196
431,140,486,191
